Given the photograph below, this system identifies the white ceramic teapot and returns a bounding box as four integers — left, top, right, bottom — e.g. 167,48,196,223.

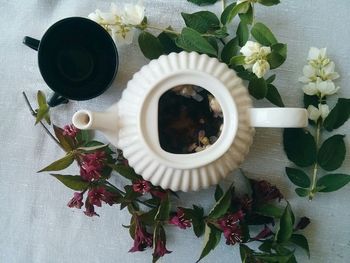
72,52,307,192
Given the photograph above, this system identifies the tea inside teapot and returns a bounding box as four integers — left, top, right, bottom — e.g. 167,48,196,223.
158,85,224,154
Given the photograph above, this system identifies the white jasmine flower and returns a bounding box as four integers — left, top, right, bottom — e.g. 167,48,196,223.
319,61,340,81
87,2,145,46
307,47,327,61
299,65,317,83
307,104,330,122
303,79,339,98
308,47,330,69
252,59,270,79
317,80,339,97
240,41,271,78
109,25,135,45
121,2,145,26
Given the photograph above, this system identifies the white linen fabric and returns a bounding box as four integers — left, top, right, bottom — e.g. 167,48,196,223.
0,0,349,262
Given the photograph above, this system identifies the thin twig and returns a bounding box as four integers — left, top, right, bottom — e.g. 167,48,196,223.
22,91,64,150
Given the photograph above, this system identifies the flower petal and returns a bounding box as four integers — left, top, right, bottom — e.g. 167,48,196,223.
307,105,320,122
302,83,318,96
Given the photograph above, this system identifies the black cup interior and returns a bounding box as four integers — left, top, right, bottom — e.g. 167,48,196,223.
38,17,118,100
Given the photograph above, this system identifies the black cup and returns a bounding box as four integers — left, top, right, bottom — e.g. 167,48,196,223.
23,17,118,107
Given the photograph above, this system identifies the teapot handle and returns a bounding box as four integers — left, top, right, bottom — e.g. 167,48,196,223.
249,108,308,128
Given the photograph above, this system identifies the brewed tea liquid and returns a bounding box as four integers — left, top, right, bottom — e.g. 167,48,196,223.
158,85,223,154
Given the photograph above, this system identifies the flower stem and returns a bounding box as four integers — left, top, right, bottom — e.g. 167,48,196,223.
309,120,321,200
22,91,64,151
144,24,180,35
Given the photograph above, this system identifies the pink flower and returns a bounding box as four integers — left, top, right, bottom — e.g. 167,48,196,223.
222,225,243,245
253,225,272,240
62,124,79,138
217,211,244,246
151,189,167,199
132,180,151,194
84,200,99,217
169,208,191,229
217,211,244,230
88,187,114,207
129,217,153,252
252,180,283,202
153,239,171,258
80,151,106,181
67,192,84,209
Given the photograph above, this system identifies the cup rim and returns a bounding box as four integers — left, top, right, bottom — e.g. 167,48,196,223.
37,16,118,101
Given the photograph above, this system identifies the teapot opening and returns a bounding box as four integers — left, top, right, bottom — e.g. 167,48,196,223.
158,85,224,154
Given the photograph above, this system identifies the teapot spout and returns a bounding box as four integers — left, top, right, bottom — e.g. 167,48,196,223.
72,109,119,134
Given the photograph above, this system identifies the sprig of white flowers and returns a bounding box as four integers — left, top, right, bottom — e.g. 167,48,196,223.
88,1,145,45
300,47,340,122
240,41,271,78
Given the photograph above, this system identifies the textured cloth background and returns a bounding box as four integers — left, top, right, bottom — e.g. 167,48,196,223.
0,0,349,262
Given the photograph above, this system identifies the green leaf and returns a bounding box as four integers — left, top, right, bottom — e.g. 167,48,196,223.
267,43,287,69
196,224,221,262
222,2,250,25
138,31,164,60
206,37,218,52
181,11,220,34
51,174,89,191
258,0,281,6
324,98,350,131
304,94,319,108
76,130,90,145
53,125,74,152
221,37,239,64
239,4,253,24
248,77,268,99
187,0,217,6
221,2,235,24
155,194,171,221
254,252,293,262
213,26,228,38
38,153,74,172
285,167,311,188
35,105,49,125
237,70,255,81
208,185,232,219
139,207,158,225
240,244,255,262
255,203,284,218
111,164,142,181
295,188,309,197
316,173,350,192
266,83,284,107
230,55,245,66
158,30,182,54
266,74,276,84
258,241,273,253
283,128,317,167
318,135,346,171
237,21,249,47
251,22,278,46
214,185,223,201
37,90,46,107
277,203,293,243
175,27,217,56
183,205,205,237
290,234,310,258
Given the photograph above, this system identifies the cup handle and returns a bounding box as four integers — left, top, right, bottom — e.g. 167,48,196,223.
250,108,308,128
48,92,69,107
23,36,40,51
